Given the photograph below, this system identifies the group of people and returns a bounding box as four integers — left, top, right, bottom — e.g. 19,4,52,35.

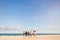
23,30,36,36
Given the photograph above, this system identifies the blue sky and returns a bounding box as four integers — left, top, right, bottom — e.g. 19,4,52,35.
0,0,60,33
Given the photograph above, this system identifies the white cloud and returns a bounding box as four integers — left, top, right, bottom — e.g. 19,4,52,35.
0,25,23,33
35,25,60,33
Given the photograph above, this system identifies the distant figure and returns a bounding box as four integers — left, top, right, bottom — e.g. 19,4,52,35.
33,30,36,35
23,31,30,36
24,31,28,36
23,30,36,36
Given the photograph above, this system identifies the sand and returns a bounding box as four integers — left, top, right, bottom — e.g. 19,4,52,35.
0,35,60,40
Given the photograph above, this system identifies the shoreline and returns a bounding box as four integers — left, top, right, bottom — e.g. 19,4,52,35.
0,35,60,40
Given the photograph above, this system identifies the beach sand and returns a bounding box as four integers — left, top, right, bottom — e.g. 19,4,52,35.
0,35,60,40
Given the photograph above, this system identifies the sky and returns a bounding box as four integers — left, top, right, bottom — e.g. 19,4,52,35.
0,0,60,33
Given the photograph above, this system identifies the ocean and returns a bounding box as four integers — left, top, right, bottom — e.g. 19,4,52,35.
0,33,60,36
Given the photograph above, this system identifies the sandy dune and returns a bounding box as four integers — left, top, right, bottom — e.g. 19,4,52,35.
0,35,60,40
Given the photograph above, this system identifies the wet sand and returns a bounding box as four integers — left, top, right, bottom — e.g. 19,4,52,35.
0,35,60,40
